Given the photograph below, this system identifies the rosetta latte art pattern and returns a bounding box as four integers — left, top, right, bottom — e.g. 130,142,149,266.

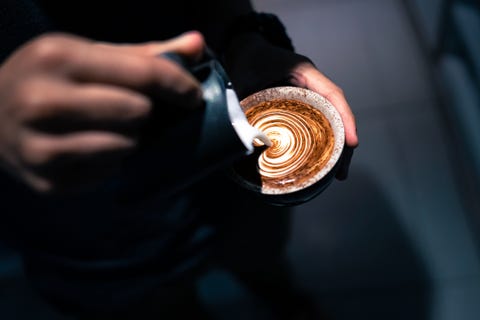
246,99,335,189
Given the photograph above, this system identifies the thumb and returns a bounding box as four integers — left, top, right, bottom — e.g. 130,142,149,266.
96,31,205,61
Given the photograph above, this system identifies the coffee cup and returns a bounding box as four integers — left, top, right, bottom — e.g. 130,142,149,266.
229,86,345,206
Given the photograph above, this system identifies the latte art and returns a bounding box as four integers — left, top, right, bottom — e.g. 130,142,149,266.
246,99,335,190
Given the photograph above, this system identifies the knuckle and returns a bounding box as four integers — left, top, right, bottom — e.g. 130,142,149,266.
324,85,345,101
126,97,152,119
139,58,158,83
330,85,344,96
143,43,162,56
19,137,56,167
26,34,73,68
335,86,345,95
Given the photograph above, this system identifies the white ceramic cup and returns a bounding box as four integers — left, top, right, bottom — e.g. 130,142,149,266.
230,86,345,206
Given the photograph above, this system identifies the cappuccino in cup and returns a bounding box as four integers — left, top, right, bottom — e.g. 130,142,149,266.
231,86,344,205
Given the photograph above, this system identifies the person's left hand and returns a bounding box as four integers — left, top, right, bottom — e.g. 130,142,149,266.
224,34,358,180
288,61,358,180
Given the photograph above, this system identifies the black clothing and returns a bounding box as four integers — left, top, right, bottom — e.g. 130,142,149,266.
0,1,291,317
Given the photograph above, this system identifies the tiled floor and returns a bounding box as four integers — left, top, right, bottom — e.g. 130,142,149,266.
1,0,479,319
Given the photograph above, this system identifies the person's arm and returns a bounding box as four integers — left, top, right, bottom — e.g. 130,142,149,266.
0,31,205,193
196,0,358,179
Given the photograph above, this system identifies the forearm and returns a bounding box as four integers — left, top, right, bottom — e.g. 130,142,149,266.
198,7,306,98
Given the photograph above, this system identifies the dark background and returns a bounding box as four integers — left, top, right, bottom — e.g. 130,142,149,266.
1,0,479,319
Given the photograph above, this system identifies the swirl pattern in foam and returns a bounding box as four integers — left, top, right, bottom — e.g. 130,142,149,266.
246,99,335,191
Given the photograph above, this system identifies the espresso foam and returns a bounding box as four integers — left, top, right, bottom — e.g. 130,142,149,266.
245,99,335,191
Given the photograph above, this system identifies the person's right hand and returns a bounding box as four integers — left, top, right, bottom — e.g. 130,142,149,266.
0,31,205,193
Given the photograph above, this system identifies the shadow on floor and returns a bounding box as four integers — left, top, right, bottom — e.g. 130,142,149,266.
287,166,433,319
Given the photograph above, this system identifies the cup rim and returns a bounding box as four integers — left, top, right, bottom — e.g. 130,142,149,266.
237,86,345,195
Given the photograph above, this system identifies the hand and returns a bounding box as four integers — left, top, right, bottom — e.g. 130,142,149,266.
225,35,359,180
0,31,205,193
289,62,358,180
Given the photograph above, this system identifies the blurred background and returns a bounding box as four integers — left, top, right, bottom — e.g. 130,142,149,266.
1,0,479,319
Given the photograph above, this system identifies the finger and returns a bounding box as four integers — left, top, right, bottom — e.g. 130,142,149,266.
291,63,359,148
64,40,203,109
323,90,358,149
97,31,206,61
21,170,55,194
21,78,152,132
20,130,136,170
